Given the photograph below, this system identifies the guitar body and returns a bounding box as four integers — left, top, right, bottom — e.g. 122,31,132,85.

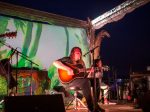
58,63,85,84
58,69,74,84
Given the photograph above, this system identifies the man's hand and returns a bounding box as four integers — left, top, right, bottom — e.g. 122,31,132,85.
67,68,74,75
87,67,94,73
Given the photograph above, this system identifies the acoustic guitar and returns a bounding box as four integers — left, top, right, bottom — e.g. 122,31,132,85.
58,63,87,84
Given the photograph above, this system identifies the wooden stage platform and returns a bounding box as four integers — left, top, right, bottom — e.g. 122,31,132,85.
0,97,143,112
65,101,143,112
0,101,143,112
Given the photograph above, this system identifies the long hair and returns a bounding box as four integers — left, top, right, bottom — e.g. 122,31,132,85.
69,47,83,64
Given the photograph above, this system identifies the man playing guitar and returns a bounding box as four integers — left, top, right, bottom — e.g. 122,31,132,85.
53,47,100,112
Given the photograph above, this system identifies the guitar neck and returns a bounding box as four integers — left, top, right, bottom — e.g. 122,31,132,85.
64,62,76,69
64,62,84,70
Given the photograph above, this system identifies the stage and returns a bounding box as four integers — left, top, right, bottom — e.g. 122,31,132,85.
0,99,143,112
99,103,142,112
66,101,142,112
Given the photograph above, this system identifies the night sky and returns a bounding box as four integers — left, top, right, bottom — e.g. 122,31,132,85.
1,0,150,78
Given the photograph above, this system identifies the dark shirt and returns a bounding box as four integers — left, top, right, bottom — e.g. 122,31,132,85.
59,57,85,67
58,57,73,64
58,57,87,82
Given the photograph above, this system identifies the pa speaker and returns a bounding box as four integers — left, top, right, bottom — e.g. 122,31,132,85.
4,94,66,112
138,91,150,112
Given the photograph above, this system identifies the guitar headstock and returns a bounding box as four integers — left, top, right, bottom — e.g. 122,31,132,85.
0,31,17,38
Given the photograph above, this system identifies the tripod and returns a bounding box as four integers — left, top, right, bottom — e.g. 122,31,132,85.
66,86,87,110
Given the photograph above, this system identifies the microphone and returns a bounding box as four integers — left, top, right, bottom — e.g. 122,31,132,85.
83,46,100,57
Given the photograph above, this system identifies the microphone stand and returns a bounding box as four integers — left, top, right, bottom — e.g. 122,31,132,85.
0,41,39,95
83,46,99,57
84,45,99,110
13,49,39,95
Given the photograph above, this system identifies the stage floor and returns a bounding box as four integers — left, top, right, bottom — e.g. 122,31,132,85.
0,99,143,112
66,101,143,112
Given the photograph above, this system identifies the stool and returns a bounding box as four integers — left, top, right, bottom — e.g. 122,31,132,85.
66,86,87,110
99,87,110,104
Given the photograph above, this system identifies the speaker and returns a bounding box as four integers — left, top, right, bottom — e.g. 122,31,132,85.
138,91,150,112
4,94,66,112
